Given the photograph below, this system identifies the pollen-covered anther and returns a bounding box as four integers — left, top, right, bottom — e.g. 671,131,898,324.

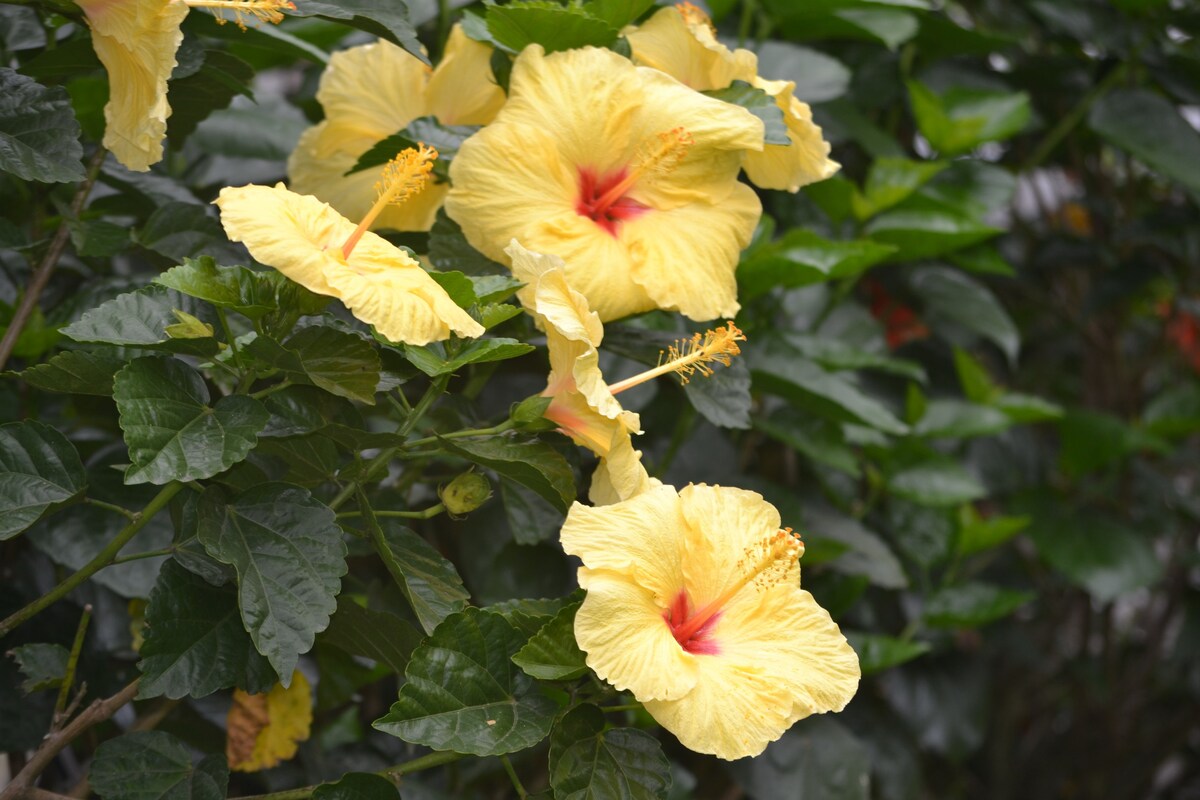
341,144,438,258
608,322,745,394
183,0,295,29
634,127,695,181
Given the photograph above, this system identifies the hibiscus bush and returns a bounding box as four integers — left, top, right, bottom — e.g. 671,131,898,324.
2,0,1199,798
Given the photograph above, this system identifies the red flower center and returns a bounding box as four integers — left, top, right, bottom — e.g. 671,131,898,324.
575,167,649,236
664,590,721,655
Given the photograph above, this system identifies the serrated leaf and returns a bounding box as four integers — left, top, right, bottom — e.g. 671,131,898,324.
0,420,87,540
429,210,507,275
486,2,620,54
155,257,278,319
62,284,221,356
501,478,564,546
0,67,84,183
113,357,268,485
138,561,277,700
197,484,348,681
13,351,125,396
226,671,312,772
512,601,586,680
311,774,399,800
9,643,69,692
738,230,896,300
319,596,423,675
438,434,576,512
376,522,469,635
373,608,557,755
91,731,228,800
288,0,424,63
164,50,253,145
136,202,234,262
704,80,790,145
402,338,533,377
245,327,381,405
585,0,656,27
844,632,929,676
548,704,672,800
69,218,130,257
923,582,1033,628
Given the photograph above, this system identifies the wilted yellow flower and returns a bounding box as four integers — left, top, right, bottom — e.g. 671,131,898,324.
216,148,484,345
288,26,505,233
561,483,860,760
627,3,840,192
447,46,764,323
75,0,293,171
507,240,745,503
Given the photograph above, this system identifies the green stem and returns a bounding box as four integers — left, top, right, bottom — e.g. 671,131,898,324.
1022,63,1128,171
403,419,514,450
82,497,137,521
215,308,241,368
110,547,175,566
737,0,757,48
500,756,528,800
55,605,91,717
0,483,183,639
250,380,292,400
234,752,463,800
337,503,445,521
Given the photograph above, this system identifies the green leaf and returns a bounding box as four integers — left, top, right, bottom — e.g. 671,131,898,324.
197,484,348,681
923,582,1033,628
113,357,268,485
683,358,752,429
0,68,84,183
956,512,1028,557
402,338,533,377
1089,88,1200,194
1057,409,1147,476
245,327,381,405
429,210,508,275
9,643,69,692
993,392,1063,423
376,522,469,635
866,198,1001,261
729,717,870,800
704,80,789,145
91,731,228,800
62,284,221,356
501,479,564,545
548,704,672,800
907,80,1031,155
438,434,576,512
0,420,87,540
138,560,277,699
888,461,985,507
320,596,423,675
1143,383,1200,437
586,0,656,27
69,218,131,258
844,632,929,676
311,774,399,800
909,266,1018,363
802,504,908,589
486,2,620,54
512,601,587,681
851,157,947,220
738,230,896,300
136,202,234,262
29,505,172,597
164,50,254,145
373,607,558,755
755,40,851,103
155,257,278,319
755,409,860,477
287,0,425,63
952,348,999,403
750,337,908,435
350,116,479,175
912,399,1011,439
784,333,926,382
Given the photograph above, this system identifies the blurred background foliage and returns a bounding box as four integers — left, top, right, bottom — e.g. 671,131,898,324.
2,0,1199,798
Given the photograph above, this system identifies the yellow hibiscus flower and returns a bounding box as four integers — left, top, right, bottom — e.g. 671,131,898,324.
75,0,292,172
560,483,861,760
288,26,505,233
506,239,743,504
446,45,764,323
627,3,840,192
216,147,484,346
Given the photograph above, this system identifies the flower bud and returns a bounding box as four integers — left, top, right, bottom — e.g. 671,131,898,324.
510,394,557,432
439,470,492,517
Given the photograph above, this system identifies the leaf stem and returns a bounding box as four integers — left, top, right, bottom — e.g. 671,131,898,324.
109,547,175,566
249,379,292,400
500,755,528,800
54,605,91,718
403,419,514,450
215,307,242,367
82,497,137,521
337,504,445,521
0,146,107,370
0,483,183,639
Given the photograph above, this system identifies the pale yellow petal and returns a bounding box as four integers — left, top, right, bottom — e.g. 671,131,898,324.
317,40,429,135
627,6,757,92
559,485,686,603
589,426,659,505
426,24,505,126
78,0,187,171
743,77,840,192
622,182,760,321
574,568,699,702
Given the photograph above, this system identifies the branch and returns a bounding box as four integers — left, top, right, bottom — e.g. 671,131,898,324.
0,680,140,800
0,147,107,370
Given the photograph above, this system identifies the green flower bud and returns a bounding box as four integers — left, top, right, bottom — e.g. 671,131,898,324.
439,470,492,517
510,394,556,432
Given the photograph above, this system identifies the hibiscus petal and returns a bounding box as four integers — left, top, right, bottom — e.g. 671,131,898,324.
743,78,840,193
426,25,506,126
316,40,428,135
626,6,758,92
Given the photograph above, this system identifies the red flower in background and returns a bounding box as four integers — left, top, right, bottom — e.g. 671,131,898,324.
865,279,930,350
1160,301,1200,374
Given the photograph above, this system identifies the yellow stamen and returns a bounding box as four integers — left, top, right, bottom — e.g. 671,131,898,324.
340,144,438,259
607,322,745,394
672,528,803,645
590,127,694,216
182,0,295,29
675,2,714,32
